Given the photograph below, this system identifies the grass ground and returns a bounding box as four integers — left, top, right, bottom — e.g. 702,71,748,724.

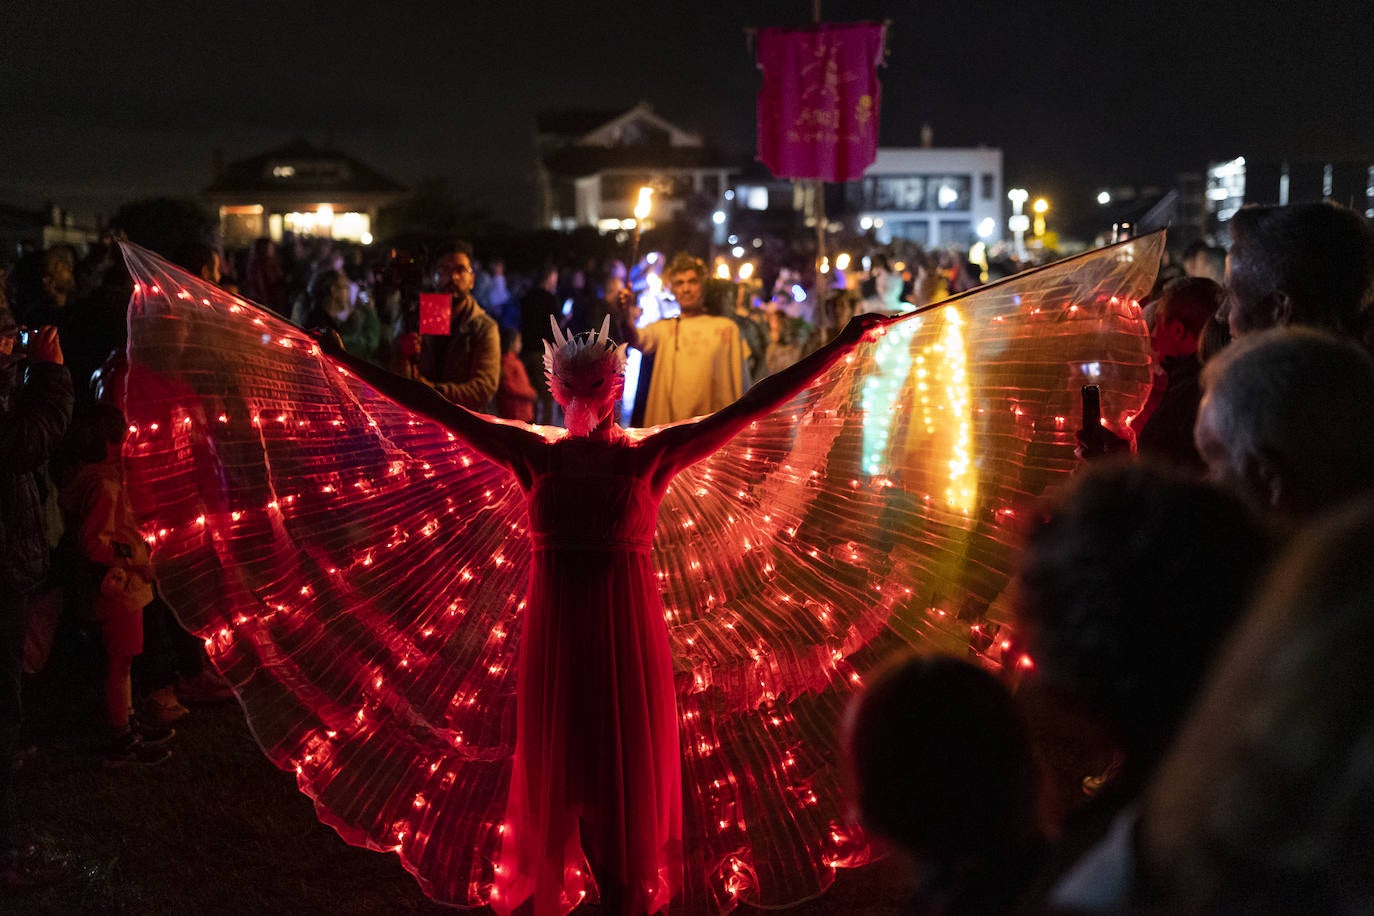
8,630,912,915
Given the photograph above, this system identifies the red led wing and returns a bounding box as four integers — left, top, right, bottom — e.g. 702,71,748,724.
120,243,527,903
120,234,1159,913
655,234,1160,911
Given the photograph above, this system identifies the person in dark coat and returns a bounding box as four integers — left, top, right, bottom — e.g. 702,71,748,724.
395,246,500,411
1134,277,1222,471
519,266,561,423
0,309,73,886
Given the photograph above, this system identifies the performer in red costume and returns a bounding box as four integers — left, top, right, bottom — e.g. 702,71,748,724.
117,239,1160,916
317,312,887,915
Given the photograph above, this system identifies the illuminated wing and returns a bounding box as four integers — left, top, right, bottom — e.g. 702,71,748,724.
119,243,528,906
654,235,1162,913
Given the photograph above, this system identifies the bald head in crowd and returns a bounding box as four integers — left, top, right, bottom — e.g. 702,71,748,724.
1195,327,1374,520
1225,202,1374,340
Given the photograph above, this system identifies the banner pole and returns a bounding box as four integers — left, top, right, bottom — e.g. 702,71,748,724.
811,0,829,315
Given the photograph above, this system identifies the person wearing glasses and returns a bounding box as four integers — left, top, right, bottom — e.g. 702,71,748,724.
397,243,501,411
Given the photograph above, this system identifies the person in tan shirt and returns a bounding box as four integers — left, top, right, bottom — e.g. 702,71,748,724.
618,254,749,426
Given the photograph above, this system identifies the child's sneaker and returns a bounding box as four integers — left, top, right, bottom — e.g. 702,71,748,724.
129,715,175,747
176,669,234,704
103,731,171,768
141,686,190,724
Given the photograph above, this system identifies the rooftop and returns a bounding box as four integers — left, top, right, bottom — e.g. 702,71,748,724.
203,138,407,196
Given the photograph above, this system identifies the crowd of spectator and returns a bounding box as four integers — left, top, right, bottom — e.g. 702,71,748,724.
847,201,1374,913
3,201,1374,910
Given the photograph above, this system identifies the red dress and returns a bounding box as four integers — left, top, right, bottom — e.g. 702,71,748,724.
495,426,682,916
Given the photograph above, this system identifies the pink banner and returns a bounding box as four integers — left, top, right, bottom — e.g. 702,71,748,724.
757,22,885,183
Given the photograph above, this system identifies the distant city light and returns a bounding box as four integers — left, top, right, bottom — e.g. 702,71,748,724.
646,252,659,265
976,218,996,239
819,257,831,274
731,245,745,257
715,261,730,279
712,210,726,225
360,231,373,245
936,184,959,207
1032,198,1049,214
859,216,874,230
738,262,755,281
724,189,735,201
835,252,851,270
727,234,738,245
791,284,807,301
1007,188,1029,205
1097,190,1112,205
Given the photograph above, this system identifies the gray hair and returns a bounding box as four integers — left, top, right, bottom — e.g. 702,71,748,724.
1201,327,1374,513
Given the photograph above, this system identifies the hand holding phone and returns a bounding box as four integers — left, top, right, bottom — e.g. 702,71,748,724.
1081,384,1102,432
1075,383,1128,461
26,326,63,365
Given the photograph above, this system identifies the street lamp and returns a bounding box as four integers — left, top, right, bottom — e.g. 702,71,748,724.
1032,197,1049,238
1007,188,1029,258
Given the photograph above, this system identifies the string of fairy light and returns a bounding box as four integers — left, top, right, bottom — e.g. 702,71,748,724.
118,240,1156,912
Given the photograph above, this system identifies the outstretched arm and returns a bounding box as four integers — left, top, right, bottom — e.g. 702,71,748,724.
315,332,539,470
645,312,890,480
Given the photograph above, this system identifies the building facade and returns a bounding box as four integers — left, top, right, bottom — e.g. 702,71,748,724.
1206,156,1374,245
203,139,407,248
839,147,1004,248
536,102,736,232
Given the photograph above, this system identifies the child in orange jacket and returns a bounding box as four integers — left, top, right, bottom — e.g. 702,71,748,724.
496,329,537,423
59,404,173,766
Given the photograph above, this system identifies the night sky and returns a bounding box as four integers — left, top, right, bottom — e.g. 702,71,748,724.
5,0,1371,229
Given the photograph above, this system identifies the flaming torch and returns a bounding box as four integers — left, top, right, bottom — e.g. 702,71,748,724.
629,186,653,271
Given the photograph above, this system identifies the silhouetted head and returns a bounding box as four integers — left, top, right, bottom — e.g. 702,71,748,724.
1225,202,1374,339
1015,460,1274,778
1143,494,1374,912
844,653,1039,862
1152,276,1223,359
